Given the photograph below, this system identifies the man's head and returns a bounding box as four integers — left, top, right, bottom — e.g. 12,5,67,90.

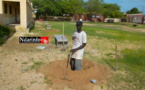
76,21,83,31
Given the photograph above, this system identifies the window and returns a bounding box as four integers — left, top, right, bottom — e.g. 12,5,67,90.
81,15,84,18
9,5,12,14
4,3,7,14
18,9,20,15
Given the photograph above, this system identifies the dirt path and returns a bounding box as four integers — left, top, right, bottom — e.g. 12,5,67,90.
104,24,145,33
0,32,67,90
0,32,47,90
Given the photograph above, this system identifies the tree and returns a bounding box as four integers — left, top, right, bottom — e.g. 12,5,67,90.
126,7,140,14
103,3,123,18
110,10,124,18
31,0,63,19
68,0,85,15
30,0,124,19
31,0,85,18
84,0,103,14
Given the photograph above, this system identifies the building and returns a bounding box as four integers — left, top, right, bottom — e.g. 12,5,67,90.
75,14,104,22
0,0,33,31
126,14,145,24
104,18,121,23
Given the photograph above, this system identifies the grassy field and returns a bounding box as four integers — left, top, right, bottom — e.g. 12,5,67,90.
0,21,144,90
30,21,145,89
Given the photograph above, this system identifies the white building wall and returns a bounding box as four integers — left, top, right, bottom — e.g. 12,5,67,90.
104,18,121,23
0,0,33,30
27,1,32,27
0,1,20,25
132,16,142,23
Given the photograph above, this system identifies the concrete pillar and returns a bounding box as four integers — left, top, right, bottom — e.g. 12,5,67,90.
0,0,3,24
0,0,3,14
20,0,27,29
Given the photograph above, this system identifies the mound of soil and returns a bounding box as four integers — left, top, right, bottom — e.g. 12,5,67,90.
38,59,110,90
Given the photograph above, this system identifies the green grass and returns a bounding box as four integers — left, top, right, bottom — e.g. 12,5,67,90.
105,49,145,89
30,61,44,70
31,21,145,42
22,62,28,64
29,21,145,89
30,81,37,84
19,86,24,90
29,58,34,62
0,25,14,45
120,49,145,72
105,49,145,72
44,76,53,85
102,22,145,29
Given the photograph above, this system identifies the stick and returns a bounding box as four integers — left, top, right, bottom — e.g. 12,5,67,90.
61,23,66,51
115,45,118,71
64,53,72,80
63,23,64,46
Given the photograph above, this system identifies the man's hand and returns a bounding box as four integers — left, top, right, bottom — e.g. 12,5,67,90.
70,49,77,53
72,36,76,40
70,43,86,53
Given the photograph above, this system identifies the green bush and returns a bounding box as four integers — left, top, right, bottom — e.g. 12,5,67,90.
0,25,10,35
0,25,11,44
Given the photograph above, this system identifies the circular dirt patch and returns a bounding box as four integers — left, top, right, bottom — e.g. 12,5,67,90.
38,59,110,90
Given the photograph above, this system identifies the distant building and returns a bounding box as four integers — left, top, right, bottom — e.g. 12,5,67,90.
0,0,33,31
126,14,145,24
104,18,121,23
75,14,104,22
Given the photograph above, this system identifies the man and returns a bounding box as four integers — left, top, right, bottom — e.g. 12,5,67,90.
70,21,87,71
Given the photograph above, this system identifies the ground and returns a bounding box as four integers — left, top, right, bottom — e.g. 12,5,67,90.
0,21,145,90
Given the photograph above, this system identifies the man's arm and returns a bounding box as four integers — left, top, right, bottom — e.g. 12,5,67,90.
71,43,86,53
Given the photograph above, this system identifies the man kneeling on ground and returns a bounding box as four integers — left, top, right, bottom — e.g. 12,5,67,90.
70,21,87,71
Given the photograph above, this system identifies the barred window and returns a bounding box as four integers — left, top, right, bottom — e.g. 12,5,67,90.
9,5,12,14
4,3,7,14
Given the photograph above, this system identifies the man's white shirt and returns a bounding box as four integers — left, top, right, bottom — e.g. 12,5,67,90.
71,30,87,60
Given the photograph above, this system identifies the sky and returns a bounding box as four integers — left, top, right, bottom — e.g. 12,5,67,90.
83,0,145,14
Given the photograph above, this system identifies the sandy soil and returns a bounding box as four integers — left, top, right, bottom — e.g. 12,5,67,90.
0,31,67,90
38,59,110,90
0,32,47,90
105,24,145,33
0,31,111,90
